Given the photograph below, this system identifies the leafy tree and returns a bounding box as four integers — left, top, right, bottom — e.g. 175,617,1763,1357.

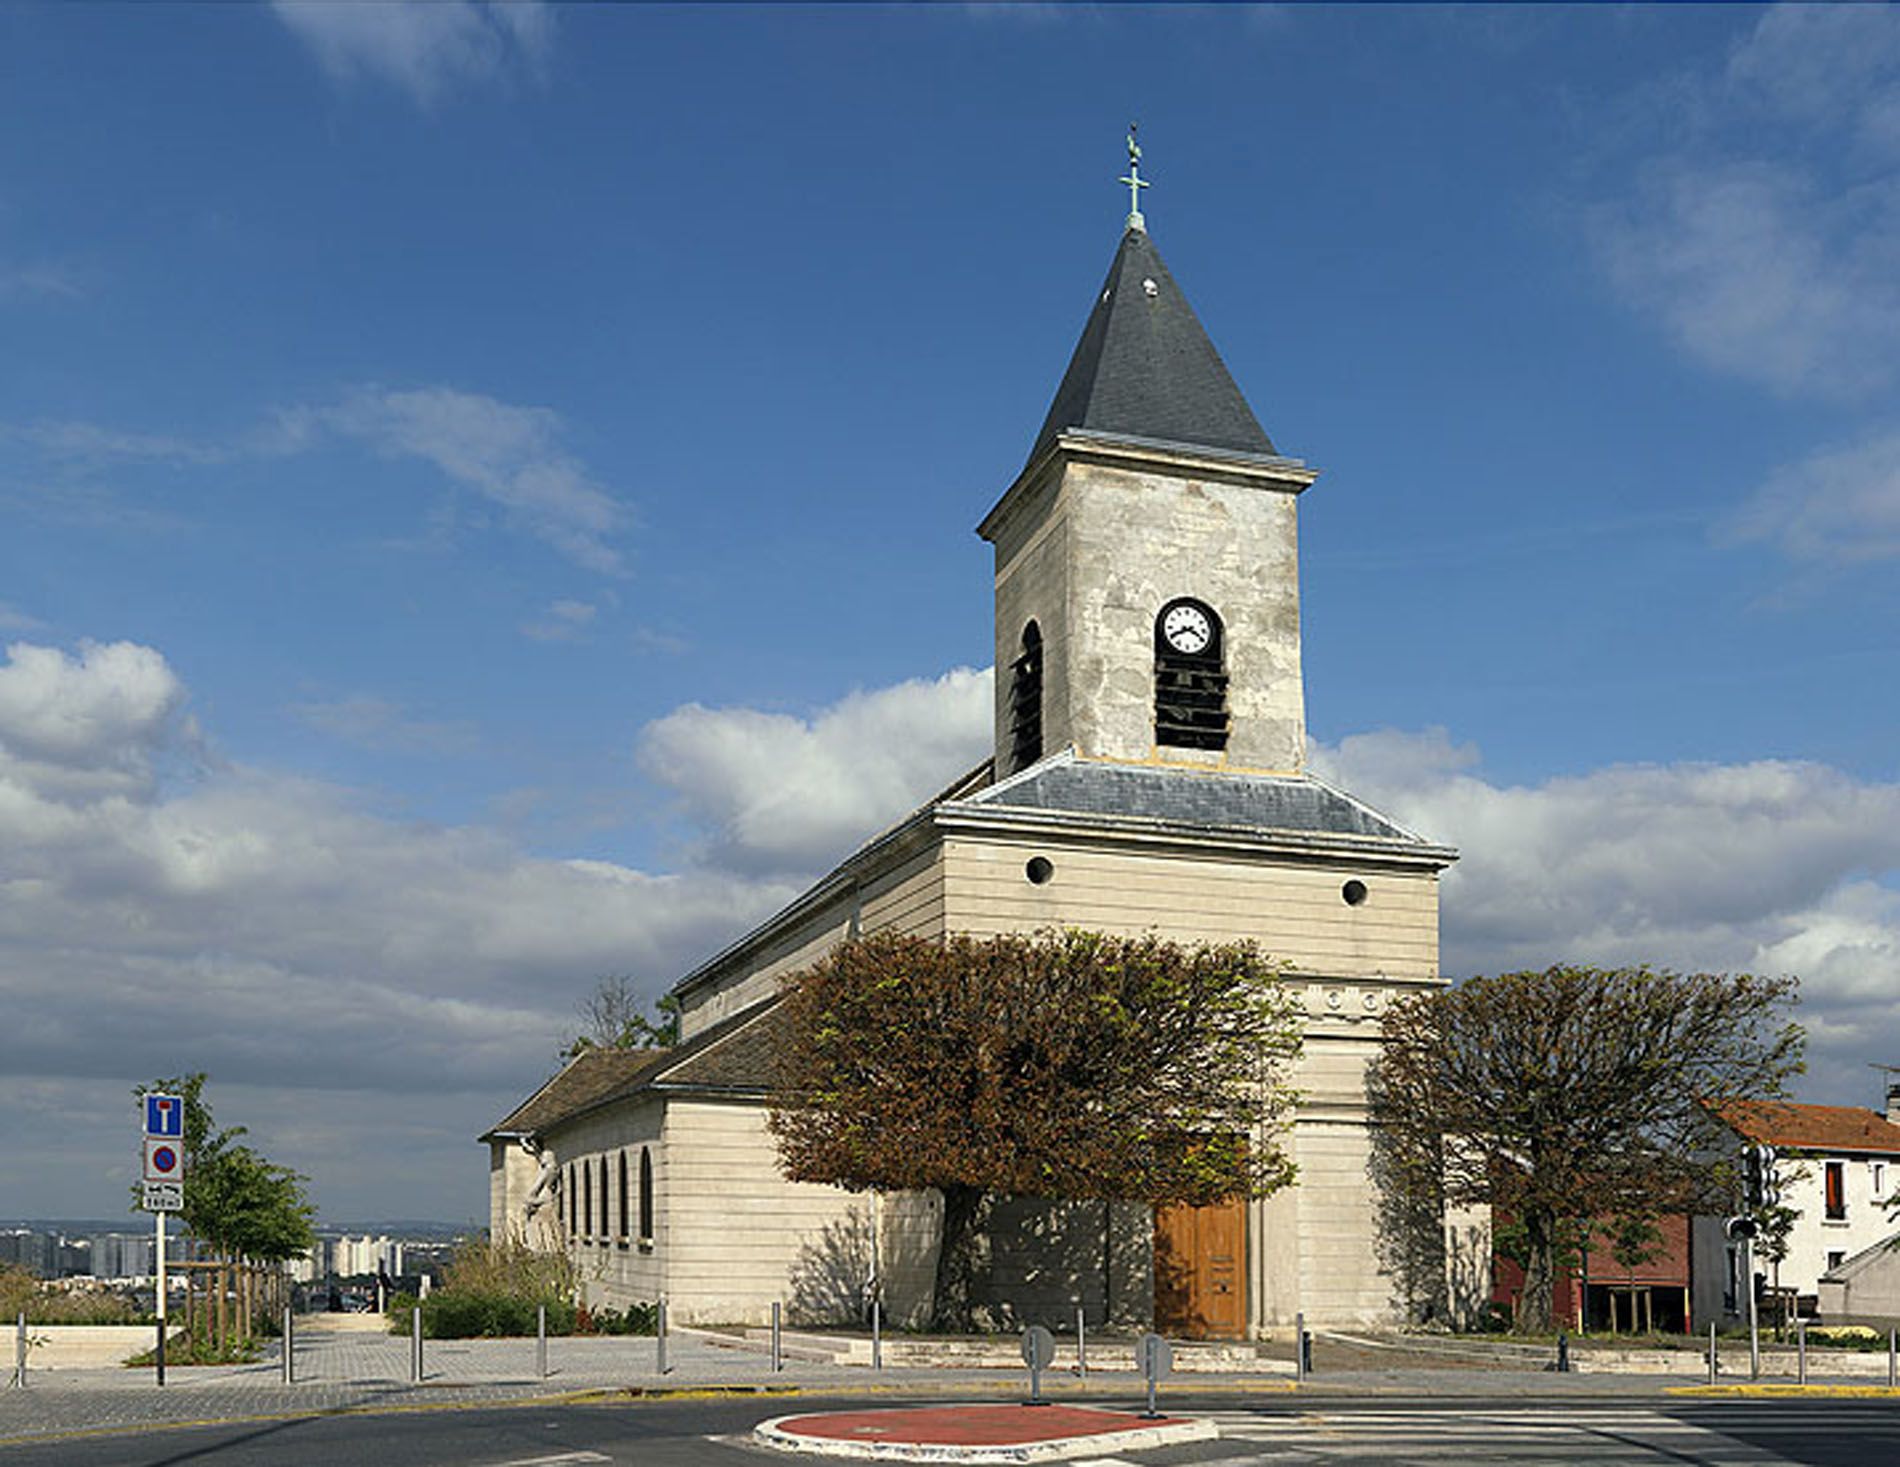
769,929,1303,1329
562,976,680,1058
1371,965,1802,1333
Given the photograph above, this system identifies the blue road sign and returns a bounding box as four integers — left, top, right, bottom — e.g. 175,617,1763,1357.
145,1094,183,1138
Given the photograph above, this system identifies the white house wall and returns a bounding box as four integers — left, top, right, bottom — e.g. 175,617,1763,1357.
661,1097,940,1328
679,843,946,1040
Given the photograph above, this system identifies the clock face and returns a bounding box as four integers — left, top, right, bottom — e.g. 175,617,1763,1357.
1162,603,1213,655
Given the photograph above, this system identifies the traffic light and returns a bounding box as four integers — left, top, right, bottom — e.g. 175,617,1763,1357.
1759,1146,1780,1208
1742,1146,1764,1209
1725,1215,1758,1241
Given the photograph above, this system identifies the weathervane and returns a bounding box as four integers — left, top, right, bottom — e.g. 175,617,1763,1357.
1120,122,1149,233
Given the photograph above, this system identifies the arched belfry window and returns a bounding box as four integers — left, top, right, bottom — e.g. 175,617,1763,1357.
1009,620,1044,768
1154,598,1229,751
638,1146,654,1243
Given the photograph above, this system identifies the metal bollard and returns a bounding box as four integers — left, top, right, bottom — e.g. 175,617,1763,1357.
1890,1327,1897,1390
771,1301,782,1373
1295,1310,1307,1382
656,1296,668,1376
410,1305,422,1383
13,1310,24,1388
1707,1321,1717,1385
871,1297,882,1370
1797,1319,1807,1385
1557,1332,1570,1374
1076,1303,1087,1378
536,1303,547,1380
281,1306,294,1385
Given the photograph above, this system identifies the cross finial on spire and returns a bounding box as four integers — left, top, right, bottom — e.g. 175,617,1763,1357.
1119,121,1150,233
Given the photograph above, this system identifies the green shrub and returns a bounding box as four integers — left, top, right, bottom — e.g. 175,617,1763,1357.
126,1331,259,1367
398,1287,576,1339
586,1302,658,1336
383,1242,584,1340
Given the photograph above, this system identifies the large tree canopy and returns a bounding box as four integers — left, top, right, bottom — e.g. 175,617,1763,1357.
768,929,1303,1327
1371,965,1803,1333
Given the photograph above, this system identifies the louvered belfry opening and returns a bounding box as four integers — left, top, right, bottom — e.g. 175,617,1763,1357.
1155,600,1229,751
1010,620,1044,768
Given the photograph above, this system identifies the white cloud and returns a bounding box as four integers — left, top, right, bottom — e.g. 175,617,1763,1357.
1727,428,1900,562
638,667,995,877
292,693,479,754
0,263,80,303
1312,728,1900,1099
521,598,598,643
272,1,553,104
1590,4,1900,399
0,640,190,801
313,387,628,574
1725,5,1900,157
0,419,227,469
0,604,44,633
4,386,631,574
0,637,794,1219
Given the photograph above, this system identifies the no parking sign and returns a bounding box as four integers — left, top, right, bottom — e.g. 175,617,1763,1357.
143,1137,184,1182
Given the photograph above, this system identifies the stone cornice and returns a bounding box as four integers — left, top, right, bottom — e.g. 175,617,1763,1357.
978,428,1318,544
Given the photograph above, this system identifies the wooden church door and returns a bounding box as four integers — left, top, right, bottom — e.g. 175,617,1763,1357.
1153,1198,1247,1339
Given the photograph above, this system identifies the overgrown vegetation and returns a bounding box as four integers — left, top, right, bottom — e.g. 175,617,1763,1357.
0,1266,148,1325
387,1238,654,1339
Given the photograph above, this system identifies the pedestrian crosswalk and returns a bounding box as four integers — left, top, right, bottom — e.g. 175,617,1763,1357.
1147,1407,1811,1462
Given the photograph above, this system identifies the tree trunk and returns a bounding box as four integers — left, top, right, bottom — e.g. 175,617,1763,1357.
931,1185,992,1332
1514,1212,1555,1334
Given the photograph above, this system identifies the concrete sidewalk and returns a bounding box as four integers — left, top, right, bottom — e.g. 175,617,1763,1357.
0,1318,1750,1449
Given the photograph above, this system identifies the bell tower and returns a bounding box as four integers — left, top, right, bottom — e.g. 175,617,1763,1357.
979,156,1317,780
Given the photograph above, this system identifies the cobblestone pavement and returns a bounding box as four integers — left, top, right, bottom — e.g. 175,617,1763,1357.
0,1323,1718,1448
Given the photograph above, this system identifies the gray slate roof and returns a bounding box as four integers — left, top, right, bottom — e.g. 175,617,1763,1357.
481,999,785,1139
1028,227,1276,466
482,1047,672,1139
966,754,1426,844
658,1002,785,1095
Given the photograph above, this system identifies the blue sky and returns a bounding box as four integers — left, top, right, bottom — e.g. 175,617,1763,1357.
3,3,1898,1223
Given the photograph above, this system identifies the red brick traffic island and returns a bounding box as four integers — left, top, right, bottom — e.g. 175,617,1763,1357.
753,1403,1220,1461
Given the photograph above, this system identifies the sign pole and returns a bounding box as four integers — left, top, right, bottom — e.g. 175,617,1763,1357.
155,1209,167,1387
1744,1235,1760,1380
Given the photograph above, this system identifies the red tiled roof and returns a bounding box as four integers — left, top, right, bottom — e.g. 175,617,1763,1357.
1716,1100,1900,1156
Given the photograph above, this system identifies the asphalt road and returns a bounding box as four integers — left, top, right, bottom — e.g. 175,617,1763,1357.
6,1392,1900,1466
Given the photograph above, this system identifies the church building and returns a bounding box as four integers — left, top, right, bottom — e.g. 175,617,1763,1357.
484,166,1458,1337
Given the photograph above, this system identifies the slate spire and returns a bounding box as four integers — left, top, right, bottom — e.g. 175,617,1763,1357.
1028,226,1277,466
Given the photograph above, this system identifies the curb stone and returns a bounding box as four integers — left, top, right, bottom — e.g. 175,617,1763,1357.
752,1405,1220,1463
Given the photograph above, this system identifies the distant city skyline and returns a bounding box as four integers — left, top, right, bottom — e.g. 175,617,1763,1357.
2,4,1897,1220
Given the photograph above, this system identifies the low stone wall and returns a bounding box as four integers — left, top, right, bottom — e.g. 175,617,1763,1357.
14,1325,158,1371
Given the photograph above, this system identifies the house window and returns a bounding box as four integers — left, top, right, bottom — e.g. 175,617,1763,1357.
639,1146,654,1244
566,1164,576,1238
599,1156,610,1239
1825,1159,1846,1220
1009,621,1043,769
617,1151,629,1243
1873,1161,1887,1197
1154,599,1228,751
582,1160,593,1237
1827,1251,1845,1273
